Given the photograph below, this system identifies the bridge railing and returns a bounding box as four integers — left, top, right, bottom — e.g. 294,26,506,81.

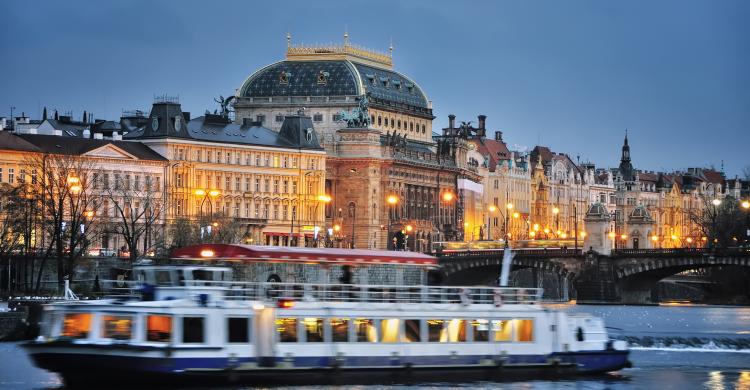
611,247,750,257
437,248,582,258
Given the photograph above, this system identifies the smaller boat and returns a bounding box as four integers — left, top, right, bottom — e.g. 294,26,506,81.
23,253,630,387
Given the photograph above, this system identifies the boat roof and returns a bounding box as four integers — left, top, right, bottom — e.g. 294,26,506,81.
171,244,437,266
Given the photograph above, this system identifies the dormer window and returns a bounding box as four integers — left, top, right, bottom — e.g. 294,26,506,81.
316,70,329,85
393,79,401,90
380,76,389,88
279,71,290,85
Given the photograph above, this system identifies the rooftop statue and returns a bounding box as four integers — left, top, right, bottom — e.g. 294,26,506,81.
214,95,236,117
338,93,371,128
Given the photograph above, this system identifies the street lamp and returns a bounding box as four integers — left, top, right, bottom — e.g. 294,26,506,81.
711,198,721,248
387,194,399,250
315,194,331,246
404,224,413,251
487,204,498,241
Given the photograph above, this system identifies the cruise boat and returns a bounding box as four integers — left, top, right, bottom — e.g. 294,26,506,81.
23,245,630,387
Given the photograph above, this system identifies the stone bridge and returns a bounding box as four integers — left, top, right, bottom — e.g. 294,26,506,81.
436,248,750,304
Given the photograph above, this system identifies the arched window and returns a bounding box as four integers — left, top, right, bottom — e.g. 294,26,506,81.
370,115,375,125
390,118,395,128
421,124,426,133
377,116,382,126
397,120,401,129
410,122,414,131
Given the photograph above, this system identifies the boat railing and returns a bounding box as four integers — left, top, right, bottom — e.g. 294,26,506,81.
100,279,543,305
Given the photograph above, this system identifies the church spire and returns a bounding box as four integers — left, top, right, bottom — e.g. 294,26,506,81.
621,129,630,163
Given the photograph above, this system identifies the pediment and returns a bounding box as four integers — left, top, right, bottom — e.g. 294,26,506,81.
84,144,138,160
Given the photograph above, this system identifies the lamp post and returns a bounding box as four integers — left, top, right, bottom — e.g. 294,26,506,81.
387,194,399,250
504,202,513,246
711,198,721,249
487,204,497,240
405,224,413,251
742,200,750,245
315,194,331,247
195,189,221,239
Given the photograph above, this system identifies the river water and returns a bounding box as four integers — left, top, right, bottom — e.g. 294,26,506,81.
1,303,748,390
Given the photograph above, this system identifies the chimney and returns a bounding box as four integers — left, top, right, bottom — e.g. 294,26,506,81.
495,131,503,141
448,114,456,129
113,133,122,141
478,115,486,131
83,129,91,138
93,133,103,140
182,112,190,122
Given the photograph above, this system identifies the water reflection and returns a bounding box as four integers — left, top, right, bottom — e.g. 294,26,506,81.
738,371,750,390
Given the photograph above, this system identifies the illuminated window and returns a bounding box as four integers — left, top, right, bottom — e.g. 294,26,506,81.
403,319,421,342
354,318,377,342
101,315,133,340
427,319,445,342
182,317,204,343
515,319,534,342
330,318,349,342
380,319,400,343
276,317,298,342
61,313,92,339
227,317,250,343
492,319,512,342
471,319,490,342
303,318,324,342
446,319,467,342
147,315,172,342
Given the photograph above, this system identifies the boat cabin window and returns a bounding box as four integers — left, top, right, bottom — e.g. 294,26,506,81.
155,270,174,286
446,319,467,342
303,318,324,342
276,318,298,342
403,319,421,342
101,315,133,340
227,317,250,343
492,320,512,341
471,319,490,341
329,318,349,342
147,315,172,342
354,318,377,342
182,317,205,343
427,319,445,342
516,319,534,342
380,319,399,343
61,313,92,339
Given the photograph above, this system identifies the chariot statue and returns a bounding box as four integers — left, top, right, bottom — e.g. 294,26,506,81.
338,93,371,128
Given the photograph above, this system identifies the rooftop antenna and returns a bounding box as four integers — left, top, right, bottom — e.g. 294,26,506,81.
286,31,291,48
344,26,349,46
389,37,394,55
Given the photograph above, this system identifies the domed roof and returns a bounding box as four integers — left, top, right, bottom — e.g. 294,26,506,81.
585,202,610,220
238,60,430,110
629,204,653,222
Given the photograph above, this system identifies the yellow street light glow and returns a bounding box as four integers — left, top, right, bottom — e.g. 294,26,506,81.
533,223,540,231
67,176,80,185
552,207,559,215
686,237,693,243
580,232,587,238
529,231,536,238
333,224,341,232
556,230,562,236
209,189,221,197
464,222,469,227
544,228,550,234
561,233,568,239
512,212,520,219
507,233,512,238
711,198,721,206
442,192,454,202
387,195,399,205
194,189,206,196
85,211,94,218
488,205,497,212
608,231,616,239
651,235,658,242
742,200,750,209
671,234,678,240
506,203,514,210
70,185,82,193
620,234,627,240
212,222,219,227
318,194,332,203
701,237,707,241
200,249,215,258
405,225,413,232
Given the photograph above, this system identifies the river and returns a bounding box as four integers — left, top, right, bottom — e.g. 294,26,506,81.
1,303,748,389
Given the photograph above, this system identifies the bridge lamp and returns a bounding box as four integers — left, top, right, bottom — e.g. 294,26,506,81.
620,234,627,240
711,198,721,206
741,200,750,210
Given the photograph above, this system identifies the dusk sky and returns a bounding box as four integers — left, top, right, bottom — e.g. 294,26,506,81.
1,0,748,176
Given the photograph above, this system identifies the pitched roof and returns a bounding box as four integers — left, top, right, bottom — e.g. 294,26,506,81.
15,134,166,161
469,138,511,172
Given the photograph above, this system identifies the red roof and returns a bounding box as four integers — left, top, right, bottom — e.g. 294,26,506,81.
171,244,437,266
471,138,511,172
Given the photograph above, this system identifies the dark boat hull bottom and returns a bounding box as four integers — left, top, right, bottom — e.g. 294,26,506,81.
28,351,631,388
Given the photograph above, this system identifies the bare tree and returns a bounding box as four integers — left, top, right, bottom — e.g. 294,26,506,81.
22,153,101,293
104,172,168,262
0,184,25,291
688,195,745,248
168,217,201,249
